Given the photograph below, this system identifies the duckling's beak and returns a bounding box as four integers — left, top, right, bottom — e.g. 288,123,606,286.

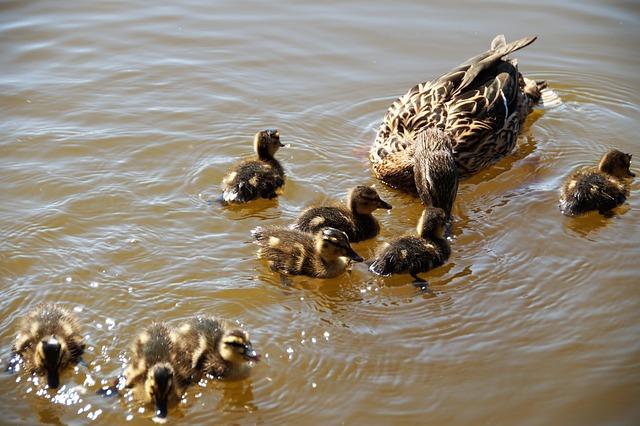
42,338,61,389
154,396,168,420
378,199,392,210
279,141,285,147
244,345,261,362
346,247,364,263
629,171,636,177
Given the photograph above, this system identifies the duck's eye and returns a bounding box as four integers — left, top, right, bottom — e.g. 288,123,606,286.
226,341,245,348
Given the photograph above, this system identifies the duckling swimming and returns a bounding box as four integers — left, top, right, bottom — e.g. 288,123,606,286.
122,323,191,421
8,304,85,389
174,315,259,381
369,207,451,282
221,129,285,203
559,149,634,216
252,226,364,278
292,185,392,242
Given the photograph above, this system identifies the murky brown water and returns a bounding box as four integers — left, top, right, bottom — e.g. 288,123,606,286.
1,1,639,425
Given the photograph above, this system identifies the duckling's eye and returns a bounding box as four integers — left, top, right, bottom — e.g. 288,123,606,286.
226,341,244,348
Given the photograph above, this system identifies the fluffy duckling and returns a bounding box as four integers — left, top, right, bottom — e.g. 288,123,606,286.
8,304,85,389
559,149,634,216
292,185,392,242
174,315,259,381
252,226,364,278
413,128,459,218
221,129,285,203
122,323,191,421
369,207,451,282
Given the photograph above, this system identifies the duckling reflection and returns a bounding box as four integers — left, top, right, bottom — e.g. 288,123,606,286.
8,304,85,389
221,129,286,203
252,226,363,278
292,185,392,242
559,149,634,216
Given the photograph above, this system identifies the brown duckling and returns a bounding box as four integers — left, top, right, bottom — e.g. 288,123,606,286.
369,207,450,282
413,128,459,218
292,185,392,242
9,304,85,389
559,149,634,216
121,323,191,421
221,129,285,203
251,226,364,278
174,315,259,381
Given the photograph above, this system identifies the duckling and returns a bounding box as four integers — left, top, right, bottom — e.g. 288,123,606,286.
174,315,259,381
221,129,285,203
559,149,635,216
413,128,459,218
122,323,191,421
369,207,451,282
292,185,392,242
251,226,364,278
8,304,85,389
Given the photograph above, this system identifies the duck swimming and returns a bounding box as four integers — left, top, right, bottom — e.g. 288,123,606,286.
221,129,285,203
174,315,259,381
121,323,191,421
369,207,451,282
252,226,363,278
370,34,545,198
8,304,85,389
291,185,392,242
559,149,634,216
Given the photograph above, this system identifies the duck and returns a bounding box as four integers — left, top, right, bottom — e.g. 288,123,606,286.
174,315,259,381
559,149,635,216
221,129,286,203
291,185,392,242
370,34,546,195
369,207,451,282
121,323,191,421
8,304,85,389
251,226,364,278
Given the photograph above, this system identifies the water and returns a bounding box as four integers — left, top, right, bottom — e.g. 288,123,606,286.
1,1,639,424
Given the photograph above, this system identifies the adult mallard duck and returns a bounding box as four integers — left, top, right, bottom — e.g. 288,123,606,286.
370,34,545,194
559,149,634,216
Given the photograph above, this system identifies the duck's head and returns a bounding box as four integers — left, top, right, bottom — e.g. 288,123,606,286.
598,149,635,178
144,363,175,420
349,185,392,214
315,227,364,262
416,207,447,239
254,129,284,160
34,335,70,389
218,329,260,365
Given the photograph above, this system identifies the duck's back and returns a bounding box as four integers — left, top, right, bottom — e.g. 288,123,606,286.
252,227,319,276
370,235,449,276
559,168,628,216
293,207,378,242
222,159,284,203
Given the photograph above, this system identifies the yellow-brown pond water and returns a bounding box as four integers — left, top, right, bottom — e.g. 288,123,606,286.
1,1,639,425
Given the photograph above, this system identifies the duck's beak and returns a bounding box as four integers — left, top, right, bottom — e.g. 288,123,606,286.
154,395,168,420
629,171,636,177
42,338,61,389
346,247,364,263
378,199,392,210
243,344,261,362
